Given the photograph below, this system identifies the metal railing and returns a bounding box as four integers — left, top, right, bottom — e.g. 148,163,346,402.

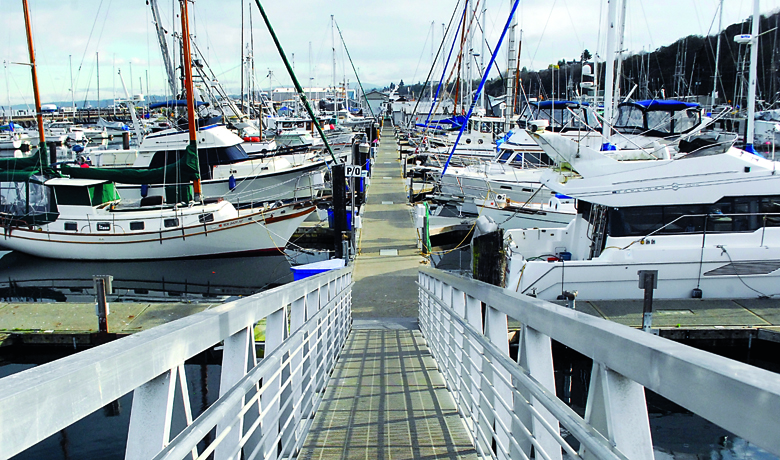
0,266,353,460
418,267,780,460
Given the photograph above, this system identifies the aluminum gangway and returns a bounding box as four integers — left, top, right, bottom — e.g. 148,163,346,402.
1,266,779,460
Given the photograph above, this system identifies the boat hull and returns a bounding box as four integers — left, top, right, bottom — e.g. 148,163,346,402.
0,204,314,260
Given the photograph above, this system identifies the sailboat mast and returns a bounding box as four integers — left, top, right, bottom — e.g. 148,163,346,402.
711,0,724,104
746,0,761,152
479,9,485,112
96,52,100,118
332,14,337,121
612,0,627,107
241,0,245,117
431,21,435,103
602,0,619,145
505,0,518,133
22,0,45,146
69,55,75,110
149,0,177,98
180,0,201,200
253,0,337,163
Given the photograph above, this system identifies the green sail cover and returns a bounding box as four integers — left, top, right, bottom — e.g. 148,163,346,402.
0,150,47,182
60,142,200,185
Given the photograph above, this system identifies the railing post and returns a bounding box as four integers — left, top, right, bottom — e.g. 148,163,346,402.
439,282,453,377
282,295,306,457
582,363,653,460
215,326,255,460
125,368,177,460
516,325,561,460
449,288,467,410
485,306,511,460
124,364,194,460
465,295,490,456
302,288,320,418
316,286,329,392
260,306,288,460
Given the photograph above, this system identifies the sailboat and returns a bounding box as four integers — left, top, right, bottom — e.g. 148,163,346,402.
0,0,314,261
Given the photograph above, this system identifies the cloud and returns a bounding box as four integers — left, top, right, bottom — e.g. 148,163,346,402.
2,0,780,106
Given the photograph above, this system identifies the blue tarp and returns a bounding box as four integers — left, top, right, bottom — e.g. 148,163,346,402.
148,100,207,110
626,100,699,111
495,130,513,151
415,115,467,129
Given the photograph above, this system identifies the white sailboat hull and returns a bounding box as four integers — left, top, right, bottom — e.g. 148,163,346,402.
0,202,314,260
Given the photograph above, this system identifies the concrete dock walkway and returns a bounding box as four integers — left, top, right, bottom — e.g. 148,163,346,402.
300,125,477,460
351,125,425,318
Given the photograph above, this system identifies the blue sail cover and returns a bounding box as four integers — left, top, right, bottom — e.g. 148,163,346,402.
629,100,699,111
416,115,467,129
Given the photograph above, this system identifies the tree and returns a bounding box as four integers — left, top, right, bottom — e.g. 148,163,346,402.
398,80,406,96
581,49,592,62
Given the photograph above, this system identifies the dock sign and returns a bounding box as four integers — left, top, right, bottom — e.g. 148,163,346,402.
345,165,363,178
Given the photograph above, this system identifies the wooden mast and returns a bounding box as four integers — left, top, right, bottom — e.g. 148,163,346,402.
179,0,201,201
22,0,45,147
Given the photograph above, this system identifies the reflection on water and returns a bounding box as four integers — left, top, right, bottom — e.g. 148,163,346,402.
0,250,298,302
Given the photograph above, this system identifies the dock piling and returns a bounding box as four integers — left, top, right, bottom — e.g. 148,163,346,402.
93,275,113,334
638,270,658,333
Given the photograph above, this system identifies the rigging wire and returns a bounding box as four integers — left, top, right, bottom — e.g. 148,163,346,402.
529,0,558,70
408,0,464,122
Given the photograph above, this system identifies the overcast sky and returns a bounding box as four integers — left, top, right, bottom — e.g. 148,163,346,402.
2,0,780,108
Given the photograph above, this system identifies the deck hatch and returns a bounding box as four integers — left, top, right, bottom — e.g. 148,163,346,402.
704,260,780,276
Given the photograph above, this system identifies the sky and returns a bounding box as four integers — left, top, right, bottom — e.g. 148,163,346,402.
2,0,780,109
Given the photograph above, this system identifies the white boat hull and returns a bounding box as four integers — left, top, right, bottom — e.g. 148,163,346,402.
0,202,314,260
507,228,780,300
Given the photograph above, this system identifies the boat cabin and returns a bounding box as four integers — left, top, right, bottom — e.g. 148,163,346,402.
614,100,701,137
519,101,598,132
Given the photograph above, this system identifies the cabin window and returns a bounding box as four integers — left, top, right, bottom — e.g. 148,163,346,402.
615,105,644,131
465,138,472,144
96,222,111,231
607,195,780,237
130,221,145,231
646,111,672,134
672,109,700,134
164,218,180,228
198,213,215,223
497,151,512,163
64,222,77,231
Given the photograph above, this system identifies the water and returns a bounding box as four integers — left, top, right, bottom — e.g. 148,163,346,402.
0,250,298,303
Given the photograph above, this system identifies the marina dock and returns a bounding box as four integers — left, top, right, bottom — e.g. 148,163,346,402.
1,127,780,460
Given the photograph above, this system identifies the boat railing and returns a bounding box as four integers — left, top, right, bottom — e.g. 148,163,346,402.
418,267,780,459
0,266,353,460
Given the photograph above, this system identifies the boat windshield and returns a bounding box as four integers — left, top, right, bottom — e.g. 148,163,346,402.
522,104,595,131
0,175,55,220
